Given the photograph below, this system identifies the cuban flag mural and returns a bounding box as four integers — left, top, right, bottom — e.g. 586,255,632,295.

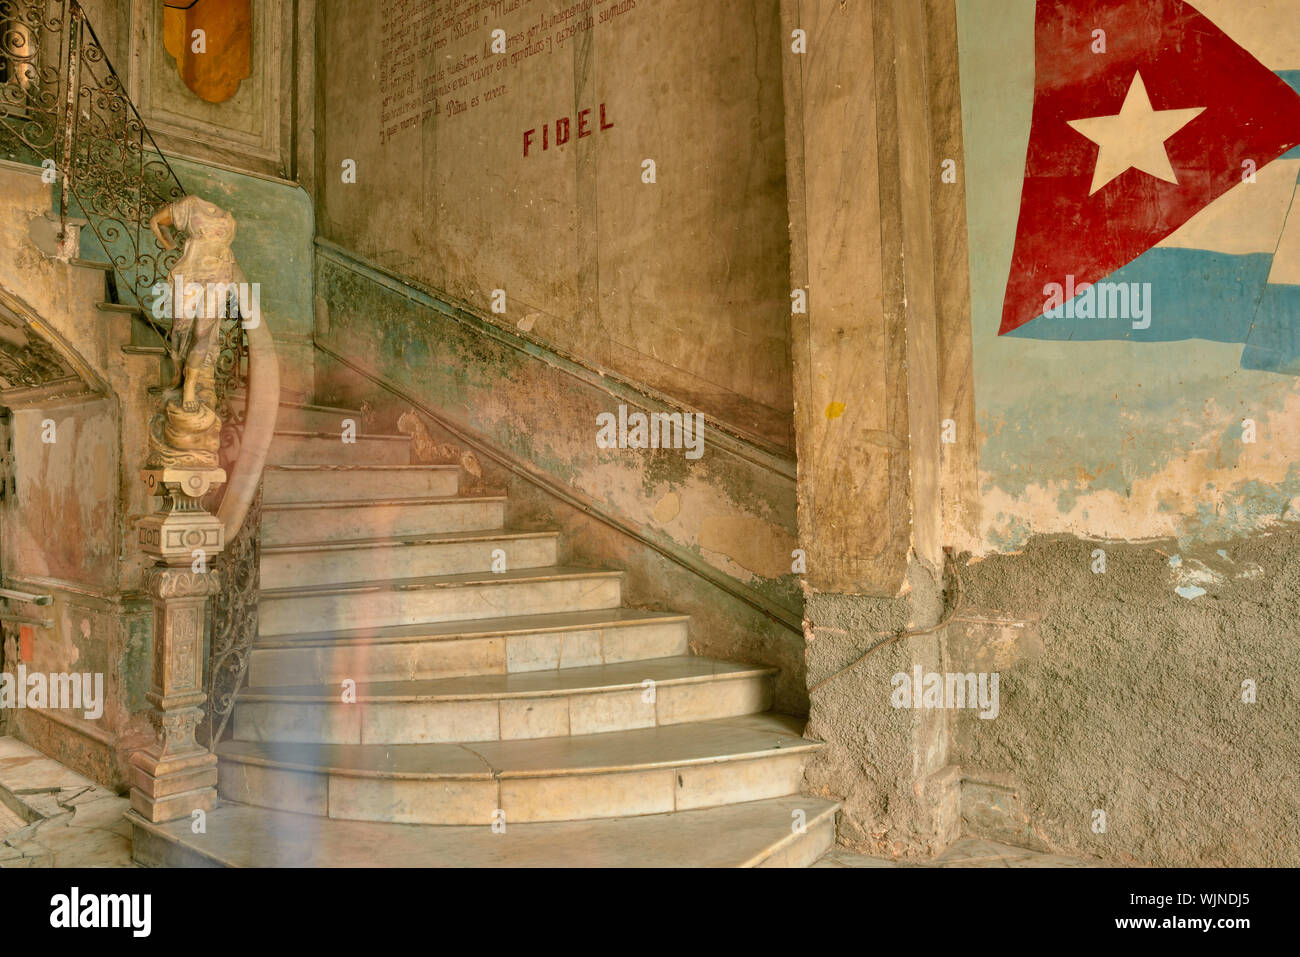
958,0,1300,549
965,0,1300,373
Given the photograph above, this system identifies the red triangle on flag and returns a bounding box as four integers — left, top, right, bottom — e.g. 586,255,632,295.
999,0,1300,336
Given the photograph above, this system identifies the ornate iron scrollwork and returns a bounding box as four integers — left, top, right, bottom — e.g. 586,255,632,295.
202,314,257,747
0,0,64,162
64,4,185,306
1,0,185,306
201,480,259,749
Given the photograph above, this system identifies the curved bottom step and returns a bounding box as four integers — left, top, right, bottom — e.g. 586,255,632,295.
129,796,839,867
216,714,822,825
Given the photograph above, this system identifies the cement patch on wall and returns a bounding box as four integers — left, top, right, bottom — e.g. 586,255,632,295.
953,532,1300,867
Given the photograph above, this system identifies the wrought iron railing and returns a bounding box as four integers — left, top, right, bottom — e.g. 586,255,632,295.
201,485,260,748
2,0,183,312
1,0,259,744
202,314,258,748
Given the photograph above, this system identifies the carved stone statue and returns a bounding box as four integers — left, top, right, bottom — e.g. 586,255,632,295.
144,195,243,470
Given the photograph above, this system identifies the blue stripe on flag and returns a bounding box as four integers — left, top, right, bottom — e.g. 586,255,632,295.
1008,246,1300,372
1006,247,1284,343
1242,282,1300,373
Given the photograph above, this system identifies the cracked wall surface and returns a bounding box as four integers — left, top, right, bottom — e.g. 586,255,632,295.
947,0,1300,865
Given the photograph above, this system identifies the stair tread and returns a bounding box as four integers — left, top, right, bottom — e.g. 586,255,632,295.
260,565,622,598
263,494,504,511
240,656,772,701
254,607,689,648
216,713,816,778
262,528,558,554
130,795,839,867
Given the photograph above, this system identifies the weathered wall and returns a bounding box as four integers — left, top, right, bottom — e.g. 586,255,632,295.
959,0,1300,550
313,246,807,709
954,534,1299,867
314,0,793,448
778,0,966,857
4,403,116,589
165,157,316,398
126,0,301,180
0,147,313,787
949,0,1300,865
0,163,154,785
801,565,956,858
0,2,312,786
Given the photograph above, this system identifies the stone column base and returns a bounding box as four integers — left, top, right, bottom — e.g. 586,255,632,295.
129,746,218,823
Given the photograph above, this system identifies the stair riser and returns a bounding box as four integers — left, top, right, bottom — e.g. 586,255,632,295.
261,536,558,590
231,675,773,745
753,814,837,868
257,576,623,636
216,751,810,825
263,500,505,546
267,435,410,466
247,621,690,687
265,469,458,504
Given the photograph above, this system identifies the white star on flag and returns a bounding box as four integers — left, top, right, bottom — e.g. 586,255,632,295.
1067,71,1206,195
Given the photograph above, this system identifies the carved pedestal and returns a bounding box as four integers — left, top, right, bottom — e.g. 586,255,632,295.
130,468,226,823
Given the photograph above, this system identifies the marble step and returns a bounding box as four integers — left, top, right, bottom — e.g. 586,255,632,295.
263,495,506,546
272,400,367,433
257,566,624,637
231,657,776,745
267,430,412,466
264,465,459,504
247,608,691,687
260,529,559,589
129,795,839,867
215,713,821,825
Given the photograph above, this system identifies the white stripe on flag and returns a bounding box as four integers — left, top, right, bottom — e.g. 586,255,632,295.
1185,0,1300,71
1159,159,1300,255
1267,176,1300,284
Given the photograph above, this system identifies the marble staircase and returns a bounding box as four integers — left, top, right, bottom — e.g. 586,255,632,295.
131,399,837,866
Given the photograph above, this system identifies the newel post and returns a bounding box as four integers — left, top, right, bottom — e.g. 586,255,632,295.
129,467,225,822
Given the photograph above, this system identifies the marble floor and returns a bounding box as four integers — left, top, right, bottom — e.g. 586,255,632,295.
814,839,1100,868
0,736,133,868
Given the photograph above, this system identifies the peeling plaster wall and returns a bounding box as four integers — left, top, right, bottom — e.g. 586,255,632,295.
946,0,1300,864
4,404,116,588
0,0,313,787
0,164,153,785
959,0,1300,553
0,167,112,379
313,252,807,708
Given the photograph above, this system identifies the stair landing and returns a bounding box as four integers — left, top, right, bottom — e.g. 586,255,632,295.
130,796,838,868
